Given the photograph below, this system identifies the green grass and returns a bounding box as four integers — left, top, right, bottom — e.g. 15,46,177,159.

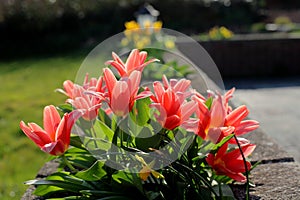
0,54,86,199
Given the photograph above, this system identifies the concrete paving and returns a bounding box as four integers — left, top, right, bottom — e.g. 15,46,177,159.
225,77,300,162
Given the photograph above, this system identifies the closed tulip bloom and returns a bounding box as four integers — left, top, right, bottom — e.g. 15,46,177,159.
103,68,149,116
206,142,256,182
105,49,159,77
20,105,83,156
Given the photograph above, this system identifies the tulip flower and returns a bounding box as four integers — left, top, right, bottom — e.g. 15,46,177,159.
150,76,197,130
57,73,104,99
193,89,259,143
206,142,256,182
20,105,83,156
67,92,103,121
66,77,105,121
105,49,159,77
103,68,149,116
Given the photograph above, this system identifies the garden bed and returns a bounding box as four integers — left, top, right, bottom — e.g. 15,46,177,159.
22,124,300,200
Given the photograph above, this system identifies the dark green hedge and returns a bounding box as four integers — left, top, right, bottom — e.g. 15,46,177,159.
0,0,262,59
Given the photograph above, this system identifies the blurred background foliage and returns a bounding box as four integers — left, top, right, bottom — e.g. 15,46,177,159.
0,0,271,59
2,0,300,59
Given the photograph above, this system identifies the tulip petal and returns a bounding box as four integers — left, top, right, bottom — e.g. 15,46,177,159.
152,81,165,102
43,105,61,141
210,94,226,128
173,79,191,93
126,49,139,73
128,70,141,96
224,143,256,160
63,80,75,98
103,68,117,98
20,121,51,147
235,120,259,135
164,115,181,130
225,105,249,127
111,81,130,116
181,101,197,122
226,172,247,183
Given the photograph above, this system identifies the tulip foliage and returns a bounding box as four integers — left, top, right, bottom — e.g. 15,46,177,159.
21,49,259,199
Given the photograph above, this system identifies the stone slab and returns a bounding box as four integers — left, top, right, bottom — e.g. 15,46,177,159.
249,162,300,199
21,160,59,200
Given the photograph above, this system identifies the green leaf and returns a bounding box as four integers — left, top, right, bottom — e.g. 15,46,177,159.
98,108,112,126
205,97,213,110
130,97,151,126
112,171,143,194
76,160,107,181
80,190,123,196
210,134,234,154
135,127,161,152
97,196,132,200
56,104,73,113
112,171,133,184
212,184,235,199
48,196,89,200
33,185,63,197
26,179,90,193
26,172,95,194
70,136,85,149
64,147,96,169
93,119,114,141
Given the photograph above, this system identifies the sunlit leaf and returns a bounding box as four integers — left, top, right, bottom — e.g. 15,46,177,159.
76,160,107,181
135,127,161,152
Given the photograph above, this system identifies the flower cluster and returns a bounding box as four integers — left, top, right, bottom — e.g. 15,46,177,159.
200,26,234,41
121,20,175,50
21,49,259,199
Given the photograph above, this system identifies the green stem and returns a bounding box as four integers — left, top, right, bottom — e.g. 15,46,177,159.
234,135,249,200
61,154,77,173
173,162,218,197
91,125,99,149
111,115,118,132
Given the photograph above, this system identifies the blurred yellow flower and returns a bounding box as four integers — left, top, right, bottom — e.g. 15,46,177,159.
143,20,152,29
153,21,163,32
165,39,175,49
208,26,234,40
220,26,233,39
125,20,140,30
135,155,164,181
121,19,175,50
121,38,129,46
208,27,218,39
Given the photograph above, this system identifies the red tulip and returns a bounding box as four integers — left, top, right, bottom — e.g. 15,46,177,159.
57,73,104,99
150,76,197,130
20,105,83,156
103,68,149,116
105,49,158,77
193,89,259,143
206,142,256,182
66,77,105,121
57,74,106,121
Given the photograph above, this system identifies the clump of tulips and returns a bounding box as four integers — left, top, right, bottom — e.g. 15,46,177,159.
21,49,259,199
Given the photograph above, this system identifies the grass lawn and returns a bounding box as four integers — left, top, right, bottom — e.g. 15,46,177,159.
0,53,89,199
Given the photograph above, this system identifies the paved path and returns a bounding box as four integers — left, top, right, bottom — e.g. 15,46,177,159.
225,78,300,162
